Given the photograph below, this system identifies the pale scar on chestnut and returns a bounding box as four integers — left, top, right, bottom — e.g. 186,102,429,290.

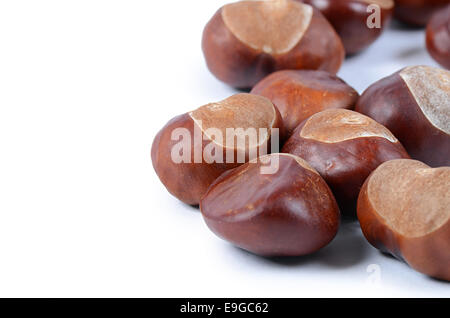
222,0,313,54
367,159,450,237
400,66,450,135
299,109,398,143
190,93,277,149
360,0,394,10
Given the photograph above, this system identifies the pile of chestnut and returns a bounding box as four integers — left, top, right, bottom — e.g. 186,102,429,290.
152,0,450,282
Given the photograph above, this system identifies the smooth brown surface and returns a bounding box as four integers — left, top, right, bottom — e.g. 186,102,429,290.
358,159,450,281
202,0,344,88
200,153,340,256
251,70,359,137
282,109,409,217
355,65,450,167
301,0,394,54
152,94,283,205
394,0,450,26
426,5,450,69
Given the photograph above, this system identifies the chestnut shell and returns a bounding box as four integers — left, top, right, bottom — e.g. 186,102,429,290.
202,4,344,88
426,5,450,69
200,154,340,256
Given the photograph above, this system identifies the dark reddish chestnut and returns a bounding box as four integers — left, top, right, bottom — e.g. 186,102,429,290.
251,70,359,137
151,94,283,205
202,0,344,89
426,5,450,69
355,65,450,167
200,153,340,256
282,109,410,216
394,0,450,26
301,0,394,55
358,159,450,281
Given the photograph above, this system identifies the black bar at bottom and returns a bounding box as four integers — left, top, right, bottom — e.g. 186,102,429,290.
0,298,447,315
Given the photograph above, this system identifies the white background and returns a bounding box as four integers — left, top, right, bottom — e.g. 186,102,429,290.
0,0,448,297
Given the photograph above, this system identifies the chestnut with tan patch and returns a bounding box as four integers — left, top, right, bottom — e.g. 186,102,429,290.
251,70,359,137
301,0,394,55
152,94,283,205
358,159,450,281
355,65,450,167
200,153,340,256
222,0,313,55
202,0,344,88
282,109,410,217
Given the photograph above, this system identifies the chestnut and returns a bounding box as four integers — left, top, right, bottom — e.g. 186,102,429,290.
282,109,410,217
251,70,359,137
357,159,450,281
202,0,345,89
394,0,450,27
200,153,340,256
151,94,283,205
355,65,450,167
301,0,394,55
426,5,450,69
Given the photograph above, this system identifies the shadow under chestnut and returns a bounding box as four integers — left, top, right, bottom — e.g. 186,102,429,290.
230,221,370,268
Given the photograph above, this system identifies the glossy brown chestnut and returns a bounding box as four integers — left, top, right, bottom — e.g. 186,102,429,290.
301,0,394,55
394,0,450,26
282,109,410,217
251,70,359,137
426,5,450,69
355,65,450,167
200,153,340,256
357,159,450,281
202,0,345,89
151,94,283,205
